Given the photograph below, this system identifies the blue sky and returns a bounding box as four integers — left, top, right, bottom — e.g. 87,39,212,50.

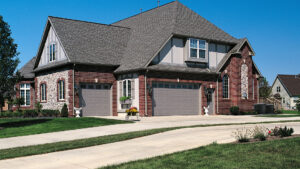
1,0,299,83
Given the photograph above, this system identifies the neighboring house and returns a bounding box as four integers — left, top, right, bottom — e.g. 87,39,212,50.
271,74,300,110
18,1,262,116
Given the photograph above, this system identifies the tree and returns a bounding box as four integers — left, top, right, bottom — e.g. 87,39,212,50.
296,98,300,112
259,77,271,99
0,15,20,111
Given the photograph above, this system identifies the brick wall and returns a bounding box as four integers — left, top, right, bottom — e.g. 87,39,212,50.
218,45,259,114
139,72,217,116
69,65,117,116
15,80,35,110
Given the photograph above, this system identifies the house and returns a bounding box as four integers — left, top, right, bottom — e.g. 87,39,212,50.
271,74,300,110
18,1,262,116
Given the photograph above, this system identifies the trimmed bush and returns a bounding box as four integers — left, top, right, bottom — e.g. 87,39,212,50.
230,106,240,115
23,109,37,117
41,109,60,117
61,104,68,117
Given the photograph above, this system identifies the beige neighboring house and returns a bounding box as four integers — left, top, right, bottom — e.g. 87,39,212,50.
271,74,300,110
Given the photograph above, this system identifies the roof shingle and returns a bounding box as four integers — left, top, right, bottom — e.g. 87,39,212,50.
278,74,300,96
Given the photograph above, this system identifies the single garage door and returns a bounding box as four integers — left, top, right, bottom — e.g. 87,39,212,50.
152,82,200,116
79,83,111,116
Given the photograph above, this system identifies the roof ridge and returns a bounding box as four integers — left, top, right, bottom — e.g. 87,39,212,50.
48,16,131,29
111,1,177,25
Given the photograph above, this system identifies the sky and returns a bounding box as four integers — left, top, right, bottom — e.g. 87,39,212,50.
1,0,300,83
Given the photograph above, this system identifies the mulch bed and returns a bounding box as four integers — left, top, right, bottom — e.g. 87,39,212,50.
235,134,300,144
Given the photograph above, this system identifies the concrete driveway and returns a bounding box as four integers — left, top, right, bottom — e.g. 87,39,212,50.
0,122,299,169
0,115,300,149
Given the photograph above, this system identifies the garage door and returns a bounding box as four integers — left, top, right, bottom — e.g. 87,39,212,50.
79,83,111,116
152,82,200,116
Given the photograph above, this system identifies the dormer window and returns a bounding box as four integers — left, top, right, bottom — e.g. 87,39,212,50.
189,38,206,59
49,43,56,62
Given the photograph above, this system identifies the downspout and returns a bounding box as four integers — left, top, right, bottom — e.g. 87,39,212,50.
145,69,148,116
72,63,75,116
216,74,219,114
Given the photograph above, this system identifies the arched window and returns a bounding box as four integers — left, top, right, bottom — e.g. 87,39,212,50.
222,74,229,98
58,80,65,100
241,64,248,99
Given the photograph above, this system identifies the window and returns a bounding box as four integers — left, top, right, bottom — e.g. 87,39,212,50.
122,80,132,97
276,86,281,92
40,83,47,102
222,75,229,98
189,38,206,59
49,43,56,62
58,80,65,100
20,84,30,106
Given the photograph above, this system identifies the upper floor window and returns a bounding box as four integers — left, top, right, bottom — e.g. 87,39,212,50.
40,83,47,102
122,80,132,98
276,86,281,92
58,80,65,100
49,43,56,62
20,84,30,106
189,38,206,59
222,75,229,98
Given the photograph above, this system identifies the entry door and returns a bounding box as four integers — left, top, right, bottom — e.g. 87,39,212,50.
207,90,214,115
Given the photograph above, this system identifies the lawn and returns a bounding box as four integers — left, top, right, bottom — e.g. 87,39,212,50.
102,137,300,169
0,120,299,160
0,117,131,138
258,110,300,118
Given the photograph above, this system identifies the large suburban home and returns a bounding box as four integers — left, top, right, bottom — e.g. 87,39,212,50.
17,1,262,117
271,74,300,110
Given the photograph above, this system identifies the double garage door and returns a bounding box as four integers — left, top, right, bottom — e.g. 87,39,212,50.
79,83,111,116
152,82,201,116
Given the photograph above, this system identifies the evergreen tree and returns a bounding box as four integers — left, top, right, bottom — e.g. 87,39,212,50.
0,15,20,111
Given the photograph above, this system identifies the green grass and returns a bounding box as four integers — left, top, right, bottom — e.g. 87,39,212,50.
282,110,300,115
258,114,300,118
102,137,300,169
0,117,131,138
0,120,299,160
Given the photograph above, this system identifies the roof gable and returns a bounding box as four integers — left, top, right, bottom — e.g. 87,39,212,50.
113,1,239,73
277,74,300,96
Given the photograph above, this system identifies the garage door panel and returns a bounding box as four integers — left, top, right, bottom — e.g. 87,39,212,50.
152,83,200,116
80,84,111,116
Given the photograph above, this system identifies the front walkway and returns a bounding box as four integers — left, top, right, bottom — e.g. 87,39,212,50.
0,122,299,169
1,115,300,149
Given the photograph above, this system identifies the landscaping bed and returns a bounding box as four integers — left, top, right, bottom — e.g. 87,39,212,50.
0,117,131,138
101,135,300,169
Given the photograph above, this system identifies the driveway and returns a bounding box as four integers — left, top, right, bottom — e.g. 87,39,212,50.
0,115,300,149
0,122,299,169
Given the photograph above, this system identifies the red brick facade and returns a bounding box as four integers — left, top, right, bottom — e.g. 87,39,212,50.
68,66,117,116
14,80,35,110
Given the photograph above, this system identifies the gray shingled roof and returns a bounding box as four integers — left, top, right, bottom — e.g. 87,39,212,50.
277,74,300,96
112,1,239,73
49,17,131,65
19,57,36,79
147,64,218,74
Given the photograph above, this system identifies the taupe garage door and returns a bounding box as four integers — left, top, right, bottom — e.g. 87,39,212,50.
79,83,111,116
152,82,200,116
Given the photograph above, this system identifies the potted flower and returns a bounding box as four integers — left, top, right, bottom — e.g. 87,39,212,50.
126,107,138,116
120,96,132,104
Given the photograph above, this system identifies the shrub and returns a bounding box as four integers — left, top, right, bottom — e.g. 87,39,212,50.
13,98,24,111
61,104,68,117
230,106,240,115
23,109,37,117
275,110,283,114
41,109,60,117
252,126,268,141
278,126,294,137
120,96,131,102
35,102,43,114
269,126,294,137
232,127,251,142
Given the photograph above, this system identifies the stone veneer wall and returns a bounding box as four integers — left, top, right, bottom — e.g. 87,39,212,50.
35,69,70,110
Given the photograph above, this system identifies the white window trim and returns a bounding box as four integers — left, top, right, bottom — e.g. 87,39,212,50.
49,42,56,62
41,84,47,102
222,75,230,99
188,38,207,59
277,86,281,92
58,80,65,100
20,84,30,106
122,80,132,98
